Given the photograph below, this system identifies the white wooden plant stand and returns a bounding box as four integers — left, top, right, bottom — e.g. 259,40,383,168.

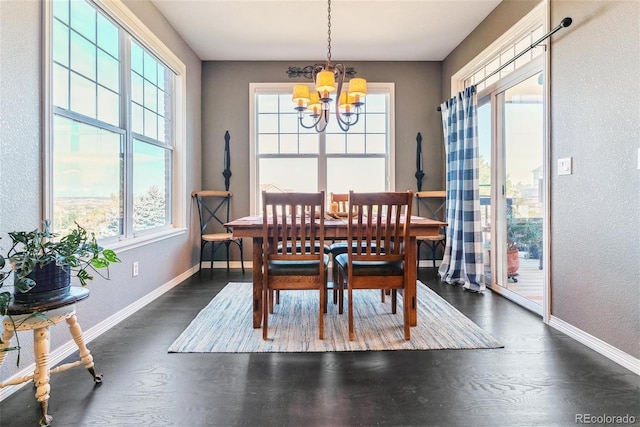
0,287,102,426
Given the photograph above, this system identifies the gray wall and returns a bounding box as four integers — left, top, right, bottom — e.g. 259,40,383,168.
443,0,640,359
0,0,202,380
548,0,639,358
201,61,444,259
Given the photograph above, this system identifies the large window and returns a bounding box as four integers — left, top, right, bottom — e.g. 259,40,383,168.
250,83,394,212
47,0,185,241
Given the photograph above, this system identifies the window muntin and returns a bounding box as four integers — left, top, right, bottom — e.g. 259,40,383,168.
252,84,393,212
257,94,319,155
50,0,177,240
464,24,545,91
131,41,172,142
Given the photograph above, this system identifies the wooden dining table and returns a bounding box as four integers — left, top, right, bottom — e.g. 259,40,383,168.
226,214,446,329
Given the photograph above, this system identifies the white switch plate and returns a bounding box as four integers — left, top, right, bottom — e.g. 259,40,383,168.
558,157,572,175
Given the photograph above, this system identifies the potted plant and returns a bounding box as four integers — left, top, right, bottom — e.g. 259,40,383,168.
0,220,120,317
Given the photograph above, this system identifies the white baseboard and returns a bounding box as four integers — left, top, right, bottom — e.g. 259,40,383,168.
209,260,248,270
548,315,640,376
0,264,200,402
417,260,441,268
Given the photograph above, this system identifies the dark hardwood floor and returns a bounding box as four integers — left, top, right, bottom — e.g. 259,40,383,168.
1,269,638,426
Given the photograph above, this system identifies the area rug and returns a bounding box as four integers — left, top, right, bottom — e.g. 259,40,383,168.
168,282,503,353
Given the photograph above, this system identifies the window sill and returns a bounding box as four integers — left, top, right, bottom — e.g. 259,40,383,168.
105,227,188,254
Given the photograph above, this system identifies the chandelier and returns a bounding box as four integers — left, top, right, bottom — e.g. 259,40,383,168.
291,0,367,133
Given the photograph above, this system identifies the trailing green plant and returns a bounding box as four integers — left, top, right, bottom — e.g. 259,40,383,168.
506,211,542,257
0,220,120,316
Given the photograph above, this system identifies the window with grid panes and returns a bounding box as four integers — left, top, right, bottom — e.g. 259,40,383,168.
49,0,181,240
251,83,394,212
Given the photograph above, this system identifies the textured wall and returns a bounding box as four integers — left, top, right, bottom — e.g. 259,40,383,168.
549,0,640,358
0,0,42,236
0,0,202,381
0,0,46,381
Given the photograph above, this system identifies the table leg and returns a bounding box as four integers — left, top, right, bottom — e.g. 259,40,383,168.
66,314,102,383
407,236,418,326
33,326,53,426
252,238,263,328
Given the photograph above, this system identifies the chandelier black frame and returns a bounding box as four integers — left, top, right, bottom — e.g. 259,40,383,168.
286,65,357,80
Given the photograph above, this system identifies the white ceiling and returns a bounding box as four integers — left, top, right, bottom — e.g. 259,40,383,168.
149,0,503,61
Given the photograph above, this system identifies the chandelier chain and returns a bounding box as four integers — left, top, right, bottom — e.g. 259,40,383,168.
326,0,332,63
292,0,365,132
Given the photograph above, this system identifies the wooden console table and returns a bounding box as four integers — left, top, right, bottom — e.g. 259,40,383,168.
0,287,102,426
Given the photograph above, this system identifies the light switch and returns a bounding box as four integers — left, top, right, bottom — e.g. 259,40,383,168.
558,157,572,175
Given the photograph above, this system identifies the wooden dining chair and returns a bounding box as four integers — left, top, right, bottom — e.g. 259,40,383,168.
329,192,349,214
192,190,244,276
328,192,379,311
415,191,447,274
262,191,329,340
328,192,349,302
334,191,413,340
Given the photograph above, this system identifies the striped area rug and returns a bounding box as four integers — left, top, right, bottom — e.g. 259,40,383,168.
168,282,502,353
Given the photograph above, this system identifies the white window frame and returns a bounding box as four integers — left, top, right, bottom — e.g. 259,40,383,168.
43,0,187,251
451,2,547,96
249,82,395,214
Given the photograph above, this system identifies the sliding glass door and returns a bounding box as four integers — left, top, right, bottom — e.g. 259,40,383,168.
478,61,546,314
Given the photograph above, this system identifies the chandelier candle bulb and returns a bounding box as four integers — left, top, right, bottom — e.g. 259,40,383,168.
292,84,311,109
308,92,321,116
339,92,354,115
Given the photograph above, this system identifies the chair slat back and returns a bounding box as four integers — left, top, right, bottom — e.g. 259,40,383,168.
330,192,349,213
348,191,413,263
192,190,233,234
262,191,325,262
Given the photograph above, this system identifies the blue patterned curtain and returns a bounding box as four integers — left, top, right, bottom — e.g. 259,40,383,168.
438,86,485,292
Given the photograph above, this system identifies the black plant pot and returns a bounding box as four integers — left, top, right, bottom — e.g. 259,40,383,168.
13,263,71,305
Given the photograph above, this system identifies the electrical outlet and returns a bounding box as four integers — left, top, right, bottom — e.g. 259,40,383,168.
558,157,572,175
132,261,139,277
